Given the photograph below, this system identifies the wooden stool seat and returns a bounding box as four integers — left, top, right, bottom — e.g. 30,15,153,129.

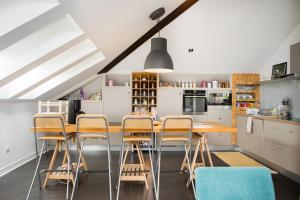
161,135,189,142
123,136,151,142
79,134,107,139
38,134,72,141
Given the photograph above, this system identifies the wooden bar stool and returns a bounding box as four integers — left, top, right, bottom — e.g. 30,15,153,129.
27,113,74,200
156,115,195,200
70,114,112,200
116,115,157,200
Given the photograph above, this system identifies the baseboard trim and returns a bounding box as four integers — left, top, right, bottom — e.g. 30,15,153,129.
0,149,47,178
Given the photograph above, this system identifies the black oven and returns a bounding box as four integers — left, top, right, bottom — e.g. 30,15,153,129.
183,90,207,114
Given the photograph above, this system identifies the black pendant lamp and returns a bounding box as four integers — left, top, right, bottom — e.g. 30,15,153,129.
144,8,174,73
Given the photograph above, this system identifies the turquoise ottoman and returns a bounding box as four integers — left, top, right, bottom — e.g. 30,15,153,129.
195,167,275,200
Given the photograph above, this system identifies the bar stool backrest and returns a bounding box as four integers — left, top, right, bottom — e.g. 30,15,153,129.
162,115,193,133
122,115,153,133
33,113,65,131
76,114,109,133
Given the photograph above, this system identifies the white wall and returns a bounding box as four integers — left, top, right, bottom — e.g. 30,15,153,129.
261,21,300,79
0,102,37,177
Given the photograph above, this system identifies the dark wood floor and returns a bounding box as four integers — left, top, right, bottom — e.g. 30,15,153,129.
0,151,299,200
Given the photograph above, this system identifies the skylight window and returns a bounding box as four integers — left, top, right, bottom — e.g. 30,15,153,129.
0,0,59,37
0,15,83,81
19,52,105,99
0,39,97,99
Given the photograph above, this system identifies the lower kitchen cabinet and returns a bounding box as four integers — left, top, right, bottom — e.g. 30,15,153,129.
237,116,263,154
237,116,247,149
237,115,300,176
263,120,300,176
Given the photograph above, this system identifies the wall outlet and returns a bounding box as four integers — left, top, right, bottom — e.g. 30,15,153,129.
5,145,10,153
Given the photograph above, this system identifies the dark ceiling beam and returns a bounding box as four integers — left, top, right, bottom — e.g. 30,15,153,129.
98,0,199,74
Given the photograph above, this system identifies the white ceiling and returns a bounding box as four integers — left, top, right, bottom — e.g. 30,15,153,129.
112,0,300,73
0,0,300,100
0,0,59,37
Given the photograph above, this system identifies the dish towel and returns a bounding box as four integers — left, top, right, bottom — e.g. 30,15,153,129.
246,117,253,133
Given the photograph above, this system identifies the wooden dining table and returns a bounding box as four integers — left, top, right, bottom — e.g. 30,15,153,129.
30,121,237,186
31,121,237,135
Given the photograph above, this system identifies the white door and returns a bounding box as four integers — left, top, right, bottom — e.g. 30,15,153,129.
157,88,183,117
103,87,131,122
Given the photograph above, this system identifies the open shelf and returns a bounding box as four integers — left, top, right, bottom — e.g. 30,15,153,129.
232,73,260,144
131,72,157,113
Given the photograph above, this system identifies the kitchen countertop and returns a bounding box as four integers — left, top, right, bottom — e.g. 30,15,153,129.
237,114,300,126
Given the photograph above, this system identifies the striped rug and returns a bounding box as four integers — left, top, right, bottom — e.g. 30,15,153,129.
214,151,278,174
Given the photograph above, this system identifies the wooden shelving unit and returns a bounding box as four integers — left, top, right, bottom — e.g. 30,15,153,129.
232,73,260,144
131,72,158,113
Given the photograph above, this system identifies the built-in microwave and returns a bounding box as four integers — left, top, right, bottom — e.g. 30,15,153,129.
207,92,232,105
183,90,207,114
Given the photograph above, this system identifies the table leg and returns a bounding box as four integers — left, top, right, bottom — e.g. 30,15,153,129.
203,136,213,167
43,141,59,188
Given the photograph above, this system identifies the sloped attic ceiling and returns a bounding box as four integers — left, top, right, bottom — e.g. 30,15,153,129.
0,0,185,100
1,0,300,100
111,0,300,73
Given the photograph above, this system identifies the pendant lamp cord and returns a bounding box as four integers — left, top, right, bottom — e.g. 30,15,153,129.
156,18,161,37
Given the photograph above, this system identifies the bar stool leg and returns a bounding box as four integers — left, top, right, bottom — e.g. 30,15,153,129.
34,133,42,189
26,140,46,200
116,140,125,200
156,140,162,200
70,139,84,200
66,139,72,200
136,144,148,190
148,141,157,200
106,138,113,200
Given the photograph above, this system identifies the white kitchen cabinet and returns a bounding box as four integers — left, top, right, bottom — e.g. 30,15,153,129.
237,116,263,155
157,88,183,117
103,87,131,122
248,119,263,155
263,120,300,176
206,107,232,146
237,115,300,176
81,101,104,114
237,116,247,149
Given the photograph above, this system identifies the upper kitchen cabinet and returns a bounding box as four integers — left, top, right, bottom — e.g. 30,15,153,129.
157,88,183,117
103,74,131,122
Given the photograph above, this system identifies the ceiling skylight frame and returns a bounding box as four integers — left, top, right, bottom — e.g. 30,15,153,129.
0,0,60,37
0,14,84,81
0,39,98,99
19,52,106,100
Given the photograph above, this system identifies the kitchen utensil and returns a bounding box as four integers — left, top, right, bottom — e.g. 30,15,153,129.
212,80,218,88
